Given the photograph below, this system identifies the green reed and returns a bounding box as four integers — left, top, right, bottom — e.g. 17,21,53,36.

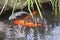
0,0,60,18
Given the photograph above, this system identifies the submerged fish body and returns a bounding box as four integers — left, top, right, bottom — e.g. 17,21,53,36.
9,11,43,27
9,11,28,20
14,20,43,27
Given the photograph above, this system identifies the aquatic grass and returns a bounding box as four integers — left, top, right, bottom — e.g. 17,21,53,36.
50,0,60,15
37,0,42,8
50,0,55,10
11,0,17,19
27,0,43,20
27,0,34,20
0,0,8,15
31,0,34,11
18,0,23,11
34,0,43,20
0,0,60,20
57,0,59,15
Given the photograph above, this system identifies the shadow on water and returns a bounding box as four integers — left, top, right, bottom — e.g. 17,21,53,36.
0,1,60,40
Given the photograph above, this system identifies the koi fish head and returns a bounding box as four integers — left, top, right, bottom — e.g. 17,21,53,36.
9,11,29,20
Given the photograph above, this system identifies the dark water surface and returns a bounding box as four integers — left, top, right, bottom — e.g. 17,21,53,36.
0,2,60,39
0,14,60,40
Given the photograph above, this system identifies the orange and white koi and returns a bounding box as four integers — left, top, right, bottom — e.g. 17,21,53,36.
14,11,43,27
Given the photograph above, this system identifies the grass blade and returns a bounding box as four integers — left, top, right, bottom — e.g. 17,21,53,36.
27,0,34,20
0,0,8,15
35,0,43,20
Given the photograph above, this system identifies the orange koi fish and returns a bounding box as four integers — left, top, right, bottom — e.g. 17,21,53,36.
14,11,43,27
14,20,43,27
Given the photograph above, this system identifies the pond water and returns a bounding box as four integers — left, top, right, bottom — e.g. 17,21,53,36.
0,14,60,40
0,1,60,40
0,8,60,40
